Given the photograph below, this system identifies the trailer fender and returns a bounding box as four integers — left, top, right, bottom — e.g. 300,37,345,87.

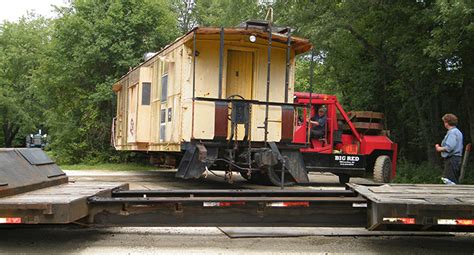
0,148,68,198
175,143,209,179
281,150,309,183
268,142,308,183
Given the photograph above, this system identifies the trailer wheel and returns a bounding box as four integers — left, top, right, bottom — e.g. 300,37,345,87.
338,174,350,184
373,155,392,183
265,166,296,186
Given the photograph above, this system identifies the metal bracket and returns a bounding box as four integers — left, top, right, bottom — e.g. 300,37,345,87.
268,142,289,170
196,144,207,162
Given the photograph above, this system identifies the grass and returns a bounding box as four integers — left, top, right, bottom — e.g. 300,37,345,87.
60,163,158,171
393,160,474,184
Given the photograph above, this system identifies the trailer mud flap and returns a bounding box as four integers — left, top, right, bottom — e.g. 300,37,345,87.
176,143,206,179
280,150,309,183
268,142,309,183
0,148,68,198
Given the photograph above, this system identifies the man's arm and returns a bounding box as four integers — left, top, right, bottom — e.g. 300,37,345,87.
435,144,446,152
436,133,456,153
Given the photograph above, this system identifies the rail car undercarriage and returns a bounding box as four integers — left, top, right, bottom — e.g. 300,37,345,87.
175,96,395,187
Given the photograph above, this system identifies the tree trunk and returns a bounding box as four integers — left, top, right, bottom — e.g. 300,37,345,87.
2,120,19,148
463,76,474,144
407,84,438,165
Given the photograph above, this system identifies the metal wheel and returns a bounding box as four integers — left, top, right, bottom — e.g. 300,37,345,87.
264,165,296,186
373,155,392,183
240,171,265,184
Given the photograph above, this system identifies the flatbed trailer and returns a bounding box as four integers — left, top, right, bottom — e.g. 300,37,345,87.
1,149,473,232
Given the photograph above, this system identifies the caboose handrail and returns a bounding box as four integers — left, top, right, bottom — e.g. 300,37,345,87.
194,96,305,107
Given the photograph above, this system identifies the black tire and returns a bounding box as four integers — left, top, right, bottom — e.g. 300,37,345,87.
338,174,350,184
373,155,392,183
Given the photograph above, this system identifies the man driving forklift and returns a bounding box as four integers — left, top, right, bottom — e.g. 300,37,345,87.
310,106,327,139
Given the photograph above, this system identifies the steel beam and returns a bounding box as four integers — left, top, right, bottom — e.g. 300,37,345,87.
111,189,356,198
87,196,367,227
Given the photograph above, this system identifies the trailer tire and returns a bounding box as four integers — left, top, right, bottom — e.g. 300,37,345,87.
373,155,391,183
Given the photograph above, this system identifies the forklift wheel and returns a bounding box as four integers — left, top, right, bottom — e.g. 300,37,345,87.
373,155,392,183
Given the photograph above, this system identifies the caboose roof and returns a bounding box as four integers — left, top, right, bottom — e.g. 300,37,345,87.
114,26,312,86
183,26,312,54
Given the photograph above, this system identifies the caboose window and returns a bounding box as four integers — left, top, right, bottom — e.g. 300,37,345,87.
161,74,168,102
141,82,151,105
160,61,169,102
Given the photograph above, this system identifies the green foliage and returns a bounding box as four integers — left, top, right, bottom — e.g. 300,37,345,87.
274,0,473,163
393,159,474,185
33,0,179,164
462,165,474,185
392,160,443,184
294,55,339,96
194,0,265,27
1,0,472,169
60,163,158,171
0,15,51,147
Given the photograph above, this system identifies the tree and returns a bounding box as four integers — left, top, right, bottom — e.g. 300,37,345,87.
0,15,50,147
193,0,265,27
427,0,474,147
34,0,179,163
173,0,197,33
274,0,472,163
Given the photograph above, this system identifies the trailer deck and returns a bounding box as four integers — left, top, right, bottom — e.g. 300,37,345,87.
0,181,473,231
0,182,127,224
0,149,473,231
349,183,474,231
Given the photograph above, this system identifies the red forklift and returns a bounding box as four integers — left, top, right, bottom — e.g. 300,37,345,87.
293,92,398,184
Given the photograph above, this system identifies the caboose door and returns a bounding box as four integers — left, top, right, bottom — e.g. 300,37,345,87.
127,84,138,143
226,50,254,141
226,50,254,100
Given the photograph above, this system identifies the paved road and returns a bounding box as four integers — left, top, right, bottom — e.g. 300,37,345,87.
0,169,472,254
0,226,473,254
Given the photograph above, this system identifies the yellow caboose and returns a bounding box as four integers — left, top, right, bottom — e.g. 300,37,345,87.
112,21,312,185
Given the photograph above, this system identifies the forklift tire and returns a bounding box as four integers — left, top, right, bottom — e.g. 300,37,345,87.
373,155,392,183
338,174,350,184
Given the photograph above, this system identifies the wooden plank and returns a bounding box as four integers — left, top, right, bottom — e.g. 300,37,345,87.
366,193,474,199
350,122,384,130
0,182,128,223
350,111,384,119
349,183,474,206
368,187,474,195
368,184,474,191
